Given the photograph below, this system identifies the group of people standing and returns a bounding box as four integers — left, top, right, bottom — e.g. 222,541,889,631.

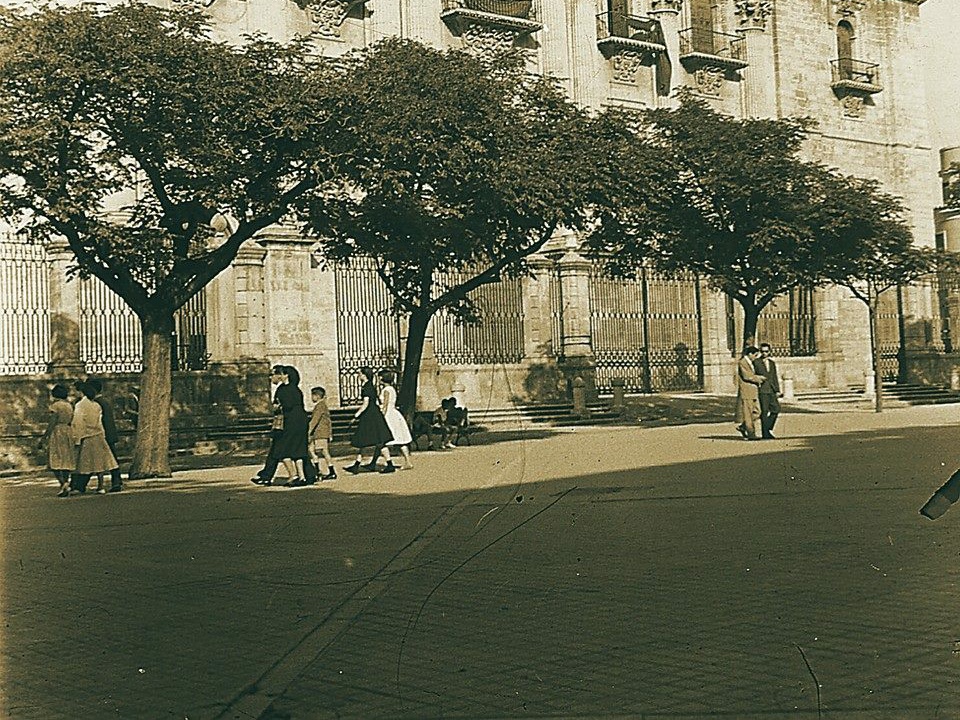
249,363,414,487
40,379,122,497
735,342,782,440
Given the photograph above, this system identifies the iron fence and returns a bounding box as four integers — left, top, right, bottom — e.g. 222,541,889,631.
756,286,817,356
589,265,703,394
678,27,747,63
0,239,49,374
434,270,525,365
334,258,402,405
875,286,902,382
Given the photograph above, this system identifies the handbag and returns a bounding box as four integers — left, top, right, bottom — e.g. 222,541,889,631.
271,413,284,432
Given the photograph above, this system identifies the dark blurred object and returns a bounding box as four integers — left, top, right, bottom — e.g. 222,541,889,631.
920,469,960,520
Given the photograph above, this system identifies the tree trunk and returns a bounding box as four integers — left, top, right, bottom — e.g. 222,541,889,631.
868,299,884,413
129,313,174,478
741,301,759,350
397,310,431,423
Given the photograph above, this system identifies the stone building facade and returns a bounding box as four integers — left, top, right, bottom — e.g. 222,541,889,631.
0,0,947,423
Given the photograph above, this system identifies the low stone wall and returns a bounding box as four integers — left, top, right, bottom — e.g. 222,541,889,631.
903,351,960,389
0,360,271,471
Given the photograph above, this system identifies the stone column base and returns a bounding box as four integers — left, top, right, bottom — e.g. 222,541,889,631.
559,355,597,403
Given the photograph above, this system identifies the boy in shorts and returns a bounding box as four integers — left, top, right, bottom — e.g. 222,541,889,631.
309,386,336,481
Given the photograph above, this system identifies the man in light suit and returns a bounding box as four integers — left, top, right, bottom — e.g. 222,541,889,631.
753,342,781,439
735,346,765,440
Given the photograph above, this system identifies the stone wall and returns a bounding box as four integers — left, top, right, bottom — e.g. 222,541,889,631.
0,363,271,471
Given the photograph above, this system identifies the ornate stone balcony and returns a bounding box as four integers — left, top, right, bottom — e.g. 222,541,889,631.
292,0,368,38
596,12,667,55
678,27,748,70
830,58,882,94
440,0,541,35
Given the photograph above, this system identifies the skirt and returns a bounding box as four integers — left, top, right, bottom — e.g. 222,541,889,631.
76,434,118,475
48,425,76,471
383,407,412,446
270,409,309,460
352,407,393,448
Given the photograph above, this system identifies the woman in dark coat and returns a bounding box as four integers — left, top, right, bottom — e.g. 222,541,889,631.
344,366,394,474
269,365,310,485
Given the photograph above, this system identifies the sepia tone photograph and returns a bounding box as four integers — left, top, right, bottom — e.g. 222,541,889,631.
2,0,960,717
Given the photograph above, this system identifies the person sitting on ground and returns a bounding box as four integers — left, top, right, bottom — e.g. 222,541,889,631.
432,397,458,449
445,398,468,447
308,386,336,481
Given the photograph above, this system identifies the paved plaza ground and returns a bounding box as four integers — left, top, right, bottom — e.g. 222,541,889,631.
4,404,960,719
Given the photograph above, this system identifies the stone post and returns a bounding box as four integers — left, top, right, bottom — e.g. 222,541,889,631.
735,0,776,118
260,226,335,403
611,376,626,414
46,240,86,377
650,0,684,97
572,376,589,419
557,240,597,402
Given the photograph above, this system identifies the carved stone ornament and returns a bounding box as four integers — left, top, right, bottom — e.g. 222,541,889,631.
460,22,519,58
840,93,864,118
650,0,683,12
171,0,219,8
611,51,645,83
734,0,773,30
836,0,866,16
694,66,725,96
293,0,365,38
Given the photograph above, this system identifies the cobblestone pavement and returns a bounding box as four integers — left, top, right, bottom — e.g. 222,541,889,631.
5,407,960,719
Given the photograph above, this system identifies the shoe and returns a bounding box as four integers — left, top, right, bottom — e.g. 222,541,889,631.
344,462,361,475
362,462,378,472
251,476,268,485
57,488,69,498
321,471,337,481
446,442,456,449
379,461,396,474
108,486,123,493
763,433,776,439
96,488,106,494
736,424,748,439
286,478,309,488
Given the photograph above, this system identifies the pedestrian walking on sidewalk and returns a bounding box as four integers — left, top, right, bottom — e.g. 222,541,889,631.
308,386,336,481
272,366,311,486
87,378,123,491
39,383,75,497
344,366,394,474
753,342,782,439
378,370,413,471
734,346,765,441
72,381,119,494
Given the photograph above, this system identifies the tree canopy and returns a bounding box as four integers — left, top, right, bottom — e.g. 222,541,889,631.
587,95,915,348
302,38,647,412
0,1,341,475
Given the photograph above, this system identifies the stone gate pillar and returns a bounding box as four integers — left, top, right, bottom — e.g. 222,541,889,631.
46,240,85,377
557,241,597,401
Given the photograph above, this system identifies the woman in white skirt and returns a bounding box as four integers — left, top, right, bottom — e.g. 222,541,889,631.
378,370,413,471
73,381,119,494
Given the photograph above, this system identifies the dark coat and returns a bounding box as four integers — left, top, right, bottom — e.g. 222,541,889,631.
753,356,781,395
269,383,309,460
95,397,119,446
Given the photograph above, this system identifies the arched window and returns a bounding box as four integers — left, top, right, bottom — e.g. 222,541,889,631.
837,20,855,79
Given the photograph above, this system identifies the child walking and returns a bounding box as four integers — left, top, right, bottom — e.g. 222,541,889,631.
309,386,337,481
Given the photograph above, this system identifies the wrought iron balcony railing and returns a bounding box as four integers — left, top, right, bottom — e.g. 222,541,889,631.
678,27,748,69
596,12,665,47
830,58,882,93
442,0,533,19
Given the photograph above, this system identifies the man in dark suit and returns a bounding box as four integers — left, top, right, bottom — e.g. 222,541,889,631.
753,342,781,439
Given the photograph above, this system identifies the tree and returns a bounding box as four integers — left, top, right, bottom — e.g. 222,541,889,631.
819,174,950,411
588,96,885,349
0,2,340,477
302,39,643,416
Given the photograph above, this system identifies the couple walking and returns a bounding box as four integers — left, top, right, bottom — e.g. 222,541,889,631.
345,366,412,474
735,343,781,441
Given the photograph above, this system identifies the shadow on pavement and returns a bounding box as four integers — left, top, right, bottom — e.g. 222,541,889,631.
5,421,960,720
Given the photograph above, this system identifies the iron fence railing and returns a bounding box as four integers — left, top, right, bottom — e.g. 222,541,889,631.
756,286,817,357
596,12,663,45
678,27,747,63
831,57,880,86
442,0,533,18
0,238,49,374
